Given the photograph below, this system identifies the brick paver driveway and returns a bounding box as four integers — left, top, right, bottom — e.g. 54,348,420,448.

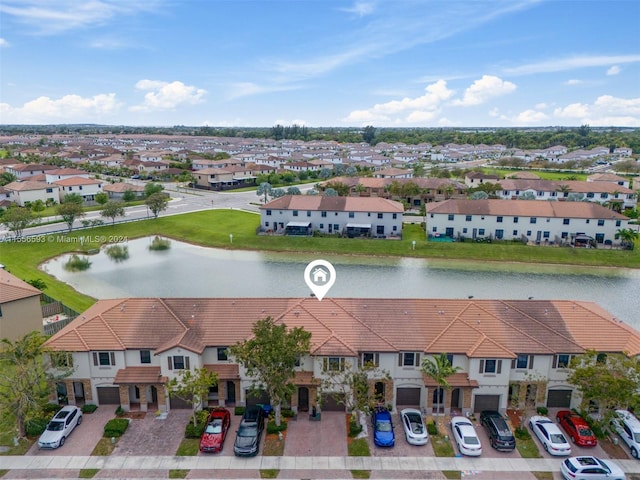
27,406,113,457
283,411,347,456
113,410,192,456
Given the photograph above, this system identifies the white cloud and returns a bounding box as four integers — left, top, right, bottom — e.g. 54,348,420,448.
0,38,8,47
554,103,591,118
594,95,640,115
489,107,500,117
505,54,640,75
344,80,454,125
607,65,621,76
565,79,583,85
131,80,207,111
548,95,640,126
514,109,548,124
0,93,120,123
452,75,516,106
535,102,551,110
339,1,375,16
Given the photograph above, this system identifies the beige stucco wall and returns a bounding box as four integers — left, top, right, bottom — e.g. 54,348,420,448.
0,295,42,341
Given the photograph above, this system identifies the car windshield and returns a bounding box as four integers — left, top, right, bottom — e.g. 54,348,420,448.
634,433,640,443
463,436,479,445
376,421,392,432
550,433,566,443
577,427,593,436
238,426,257,437
47,421,64,431
411,422,424,433
205,420,222,434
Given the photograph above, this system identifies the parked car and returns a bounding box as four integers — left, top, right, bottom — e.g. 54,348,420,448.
480,410,516,451
38,405,82,449
450,416,482,456
529,415,571,456
556,410,597,447
371,407,395,447
610,409,640,458
560,456,626,480
233,405,265,456
400,408,428,445
199,407,231,453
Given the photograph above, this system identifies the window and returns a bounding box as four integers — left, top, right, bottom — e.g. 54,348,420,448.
140,350,151,364
398,352,421,367
563,218,570,225
530,217,537,224
512,354,533,369
349,212,355,218
392,225,397,231
478,229,485,235
465,215,472,222
462,228,468,234
479,359,502,374
217,347,228,361
553,354,572,369
377,213,383,219
321,211,327,217
586,219,590,224
446,354,454,366
561,232,568,238
586,192,595,198
600,193,608,199
319,223,324,228
46,188,53,193
497,216,503,223
293,210,299,217
392,213,397,219
526,230,532,236
537,191,544,197
334,224,340,231
597,219,605,226
93,351,115,366
448,214,454,221
361,352,379,367
616,220,621,227
306,211,311,217
323,357,345,372
513,217,519,223
266,210,272,216
168,355,190,370
543,231,550,238
495,229,504,239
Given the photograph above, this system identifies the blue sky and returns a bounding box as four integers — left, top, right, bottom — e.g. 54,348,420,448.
1,0,639,127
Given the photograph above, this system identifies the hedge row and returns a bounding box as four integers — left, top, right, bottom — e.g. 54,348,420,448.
104,418,130,437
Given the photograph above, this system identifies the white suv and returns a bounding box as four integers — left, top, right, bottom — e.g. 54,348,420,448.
38,405,83,449
610,409,640,458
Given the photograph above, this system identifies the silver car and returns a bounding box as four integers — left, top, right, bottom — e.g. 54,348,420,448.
38,405,83,449
400,408,429,445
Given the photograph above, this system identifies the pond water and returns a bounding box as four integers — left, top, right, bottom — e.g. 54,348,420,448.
41,236,640,328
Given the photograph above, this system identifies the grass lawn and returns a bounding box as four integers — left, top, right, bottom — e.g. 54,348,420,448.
347,438,370,456
350,470,370,479
91,437,117,456
532,473,554,480
431,434,455,457
0,469,8,478
482,168,590,181
442,471,461,480
168,469,189,479
514,429,542,459
78,468,100,478
175,438,199,456
1,210,637,312
259,469,280,479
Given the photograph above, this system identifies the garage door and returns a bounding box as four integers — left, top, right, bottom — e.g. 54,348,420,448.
245,389,270,407
547,389,572,408
321,393,346,411
169,395,191,409
473,394,500,412
396,387,421,407
97,386,120,405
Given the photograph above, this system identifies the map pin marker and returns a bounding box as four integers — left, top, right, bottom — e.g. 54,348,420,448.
304,259,336,301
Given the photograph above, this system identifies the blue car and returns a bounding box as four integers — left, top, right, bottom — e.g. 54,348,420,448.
371,407,395,447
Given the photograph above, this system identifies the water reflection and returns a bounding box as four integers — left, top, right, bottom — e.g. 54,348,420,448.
41,236,640,327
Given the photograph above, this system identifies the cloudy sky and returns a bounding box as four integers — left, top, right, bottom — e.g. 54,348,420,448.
1,0,639,127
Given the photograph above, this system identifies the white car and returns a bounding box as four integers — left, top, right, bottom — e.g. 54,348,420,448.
610,409,640,458
38,405,83,449
400,408,429,445
529,415,571,456
561,456,626,480
451,416,482,456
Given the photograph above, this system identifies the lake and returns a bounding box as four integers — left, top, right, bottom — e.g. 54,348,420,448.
41,236,640,328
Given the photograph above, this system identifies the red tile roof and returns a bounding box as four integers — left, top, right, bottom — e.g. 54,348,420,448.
114,366,166,384
0,269,42,303
260,195,404,213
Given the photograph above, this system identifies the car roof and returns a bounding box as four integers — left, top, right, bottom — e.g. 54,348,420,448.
209,409,228,418
451,416,473,425
374,409,392,420
401,408,422,416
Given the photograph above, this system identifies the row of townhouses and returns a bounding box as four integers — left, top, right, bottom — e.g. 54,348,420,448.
43,297,640,417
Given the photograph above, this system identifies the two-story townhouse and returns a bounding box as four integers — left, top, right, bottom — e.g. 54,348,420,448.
43,297,640,417
194,166,256,190
259,195,404,238
6,163,58,180
44,168,90,184
425,199,629,246
0,269,43,341
3,180,60,206
53,177,104,202
587,173,631,189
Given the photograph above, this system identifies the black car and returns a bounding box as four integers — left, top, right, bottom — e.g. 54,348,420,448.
234,406,265,456
480,410,516,451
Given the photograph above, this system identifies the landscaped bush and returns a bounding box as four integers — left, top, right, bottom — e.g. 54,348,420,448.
234,406,245,416
281,408,295,418
184,422,205,438
42,403,63,415
115,406,124,416
515,426,531,440
349,416,363,437
82,404,98,414
103,418,130,437
536,406,549,416
266,419,287,434
25,418,48,437
427,421,438,436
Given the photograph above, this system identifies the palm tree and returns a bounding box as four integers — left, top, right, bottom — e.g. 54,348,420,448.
421,353,461,425
616,228,639,250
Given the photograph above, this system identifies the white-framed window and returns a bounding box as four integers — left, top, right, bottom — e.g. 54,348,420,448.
360,352,379,367
93,351,115,366
479,359,502,374
553,354,573,369
168,355,190,370
512,354,533,369
217,347,228,361
398,352,421,367
140,350,151,364
323,357,345,372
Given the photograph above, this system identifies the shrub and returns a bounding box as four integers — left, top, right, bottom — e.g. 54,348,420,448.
266,420,287,434
82,404,98,414
115,406,124,416
64,254,91,272
196,409,209,424
42,403,63,415
184,422,205,439
349,417,363,437
234,406,246,416
427,421,438,436
281,408,295,418
515,426,531,440
149,236,171,251
25,418,48,437
536,406,549,416
104,418,129,437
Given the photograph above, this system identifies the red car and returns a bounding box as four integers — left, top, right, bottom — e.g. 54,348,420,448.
199,408,231,453
556,410,597,447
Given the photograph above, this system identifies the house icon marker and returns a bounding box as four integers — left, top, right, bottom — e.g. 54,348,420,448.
311,267,328,284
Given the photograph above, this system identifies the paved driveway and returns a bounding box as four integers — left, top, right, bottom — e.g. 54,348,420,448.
283,411,347,456
113,410,191,456
367,411,435,457
198,408,243,457
27,406,114,456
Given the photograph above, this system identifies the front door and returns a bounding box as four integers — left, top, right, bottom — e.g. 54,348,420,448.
226,381,236,404
73,381,85,403
298,387,309,412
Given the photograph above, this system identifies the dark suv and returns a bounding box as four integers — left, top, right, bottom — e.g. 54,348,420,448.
480,410,516,451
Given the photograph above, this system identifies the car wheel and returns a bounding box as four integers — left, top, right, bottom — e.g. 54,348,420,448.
77,415,82,425
543,442,548,452
60,436,65,447
570,435,575,444
632,447,638,458
556,416,560,423
529,421,534,429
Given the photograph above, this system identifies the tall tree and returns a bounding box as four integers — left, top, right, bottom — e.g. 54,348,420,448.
94,192,109,205
256,182,272,204
421,353,460,426
2,206,35,238
167,368,218,427
56,202,85,232
229,317,311,426
144,182,164,197
616,228,639,250
0,332,72,439
145,192,169,219
100,200,126,224
362,125,376,145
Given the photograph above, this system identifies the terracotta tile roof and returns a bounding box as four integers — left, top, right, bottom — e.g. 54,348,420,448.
4,180,53,191
0,269,41,303
53,177,102,186
102,183,145,193
423,372,479,388
425,199,628,220
204,364,240,379
114,366,166,384
498,179,634,195
260,195,404,213
44,298,640,357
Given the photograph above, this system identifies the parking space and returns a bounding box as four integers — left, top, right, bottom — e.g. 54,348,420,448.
113,409,191,456
27,406,113,457
198,409,244,457
283,411,347,456
467,418,521,459
367,411,435,457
